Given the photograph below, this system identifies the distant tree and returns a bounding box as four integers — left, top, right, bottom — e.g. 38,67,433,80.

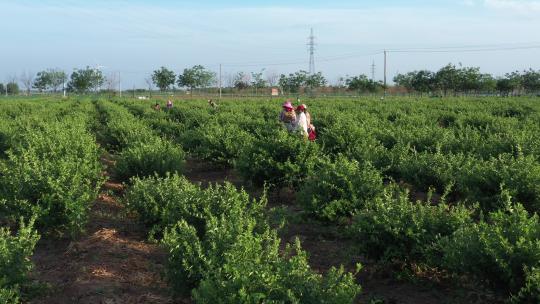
105,72,119,93
49,69,67,93
33,69,66,93
393,72,415,93
251,71,267,94
152,67,176,91
67,66,104,93
0,83,4,95
233,72,251,90
265,70,279,87
435,63,460,96
278,70,309,93
20,71,34,95
521,69,540,93
177,65,215,94
144,77,153,96
496,77,515,96
33,71,51,92
505,71,523,94
478,73,497,93
346,75,382,93
411,70,436,94
6,82,19,95
305,72,327,89
457,66,482,94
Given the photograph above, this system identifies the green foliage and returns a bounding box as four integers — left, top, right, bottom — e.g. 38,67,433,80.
177,65,215,92
115,139,184,180
6,82,19,95
237,129,321,188
179,122,253,166
0,113,103,234
439,197,540,295
346,75,383,93
67,66,104,93
33,69,66,93
152,67,176,91
0,217,40,301
349,186,472,263
298,156,384,221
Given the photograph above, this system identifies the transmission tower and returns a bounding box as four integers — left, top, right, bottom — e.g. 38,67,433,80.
308,28,316,75
371,60,376,81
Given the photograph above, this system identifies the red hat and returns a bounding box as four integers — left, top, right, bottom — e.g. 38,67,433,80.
296,104,305,111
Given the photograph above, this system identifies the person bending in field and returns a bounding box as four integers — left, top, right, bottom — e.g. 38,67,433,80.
208,99,217,108
166,99,173,110
295,104,309,138
279,100,296,132
153,102,161,111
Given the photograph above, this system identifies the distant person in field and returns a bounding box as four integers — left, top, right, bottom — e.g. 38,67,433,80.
208,99,217,108
153,102,161,111
166,99,173,110
295,104,309,138
301,103,317,141
279,100,296,132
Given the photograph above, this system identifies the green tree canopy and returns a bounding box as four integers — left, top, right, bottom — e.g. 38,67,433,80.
177,65,215,93
6,82,19,95
346,75,383,93
67,66,104,93
152,67,176,91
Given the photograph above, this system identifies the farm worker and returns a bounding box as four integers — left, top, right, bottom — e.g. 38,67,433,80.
166,99,173,110
279,100,297,132
208,99,217,108
295,104,309,138
153,102,161,111
301,104,317,141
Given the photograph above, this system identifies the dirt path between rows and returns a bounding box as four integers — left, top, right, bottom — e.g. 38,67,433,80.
30,153,176,304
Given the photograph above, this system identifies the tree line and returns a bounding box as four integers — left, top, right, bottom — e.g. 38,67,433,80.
393,63,540,96
2,63,539,96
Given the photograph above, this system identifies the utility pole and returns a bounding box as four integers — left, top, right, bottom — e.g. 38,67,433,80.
371,60,376,82
383,50,387,99
118,71,122,98
63,73,66,97
219,64,222,100
308,28,316,75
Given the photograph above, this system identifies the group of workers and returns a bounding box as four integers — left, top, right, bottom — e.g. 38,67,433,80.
279,100,316,141
151,97,316,141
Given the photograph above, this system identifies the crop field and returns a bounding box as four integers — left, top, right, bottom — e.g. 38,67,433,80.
1,96,540,303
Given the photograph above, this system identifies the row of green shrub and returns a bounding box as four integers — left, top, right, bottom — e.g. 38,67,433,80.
0,100,103,303
0,102,103,234
95,100,185,180
124,174,361,303
121,98,540,215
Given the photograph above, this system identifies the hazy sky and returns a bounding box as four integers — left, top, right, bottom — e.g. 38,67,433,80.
1,0,540,87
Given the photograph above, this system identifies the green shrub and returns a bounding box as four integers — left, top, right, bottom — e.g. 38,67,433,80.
0,119,103,234
115,140,184,181
439,197,540,295
510,267,540,304
349,186,472,263
179,122,253,167
297,155,384,221
236,129,321,188
0,217,39,301
125,174,266,239
192,233,360,304
0,288,19,304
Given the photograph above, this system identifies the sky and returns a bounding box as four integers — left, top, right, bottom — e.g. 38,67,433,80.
1,0,540,87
